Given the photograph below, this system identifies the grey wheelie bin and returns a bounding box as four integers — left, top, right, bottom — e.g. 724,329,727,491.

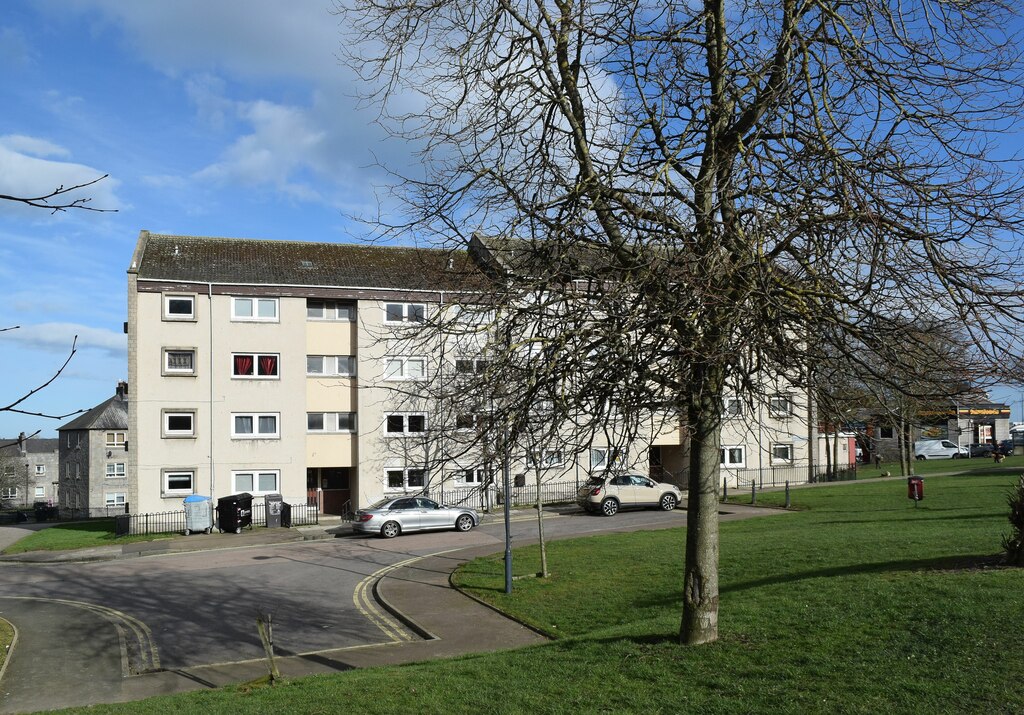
216,492,253,533
183,495,214,535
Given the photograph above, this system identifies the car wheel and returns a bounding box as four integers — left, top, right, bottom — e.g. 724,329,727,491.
659,493,678,511
205,527,212,534
184,528,191,536
235,526,242,534
455,514,474,532
381,521,401,539
916,455,926,461
600,498,619,516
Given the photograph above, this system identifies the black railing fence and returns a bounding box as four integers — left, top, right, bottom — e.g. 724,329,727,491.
114,498,319,536
729,462,857,489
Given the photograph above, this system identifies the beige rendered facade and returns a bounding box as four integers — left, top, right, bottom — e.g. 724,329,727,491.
127,232,818,516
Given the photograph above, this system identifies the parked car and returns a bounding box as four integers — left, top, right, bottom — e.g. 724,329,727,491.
913,439,968,460
968,443,995,458
577,473,683,516
999,439,1016,456
353,496,479,538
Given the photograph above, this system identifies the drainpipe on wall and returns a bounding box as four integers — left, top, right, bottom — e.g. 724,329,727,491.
208,282,215,500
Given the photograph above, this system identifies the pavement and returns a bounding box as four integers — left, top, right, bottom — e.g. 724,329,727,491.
0,502,778,713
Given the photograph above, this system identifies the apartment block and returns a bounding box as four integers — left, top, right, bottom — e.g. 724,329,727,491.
127,232,817,515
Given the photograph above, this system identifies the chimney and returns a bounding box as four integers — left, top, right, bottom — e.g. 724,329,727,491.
116,381,128,399
17,432,26,456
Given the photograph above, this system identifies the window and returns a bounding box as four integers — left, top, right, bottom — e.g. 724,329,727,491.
163,348,196,375
456,468,487,484
105,463,126,478
163,410,196,438
455,358,490,375
34,486,44,498
306,300,355,321
232,470,280,495
723,396,743,418
307,412,357,432
591,448,609,470
232,353,279,378
879,426,895,439
529,450,564,468
383,356,426,380
163,470,195,496
385,468,427,490
384,302,426,324
34,465,45,475
231,413,280,439
105,432,126,447
720,446,746,468
771,443,794,464
232,297,278,321
769,395,792,418
386,413,427,435
455,412,489,431
306,355,356,377
66,432,80,448
105,492,127,507
0,487,16,499
163,294,195,320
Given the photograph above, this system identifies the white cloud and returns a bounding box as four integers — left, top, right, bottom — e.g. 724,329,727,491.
0,323,126,358
0,134,71,159
0,142,120,214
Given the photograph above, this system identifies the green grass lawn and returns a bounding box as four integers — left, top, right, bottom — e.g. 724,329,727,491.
54,471,1024,714
1,520,172,554
0,617,13,675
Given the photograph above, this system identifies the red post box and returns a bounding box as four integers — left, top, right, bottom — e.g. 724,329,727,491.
907,476,924,502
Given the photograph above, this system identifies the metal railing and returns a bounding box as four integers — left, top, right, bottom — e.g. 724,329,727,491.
427,480,581,510
729,463,857,489
115,499,319,536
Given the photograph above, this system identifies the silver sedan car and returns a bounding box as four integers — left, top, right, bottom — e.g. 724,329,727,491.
353,496,480,538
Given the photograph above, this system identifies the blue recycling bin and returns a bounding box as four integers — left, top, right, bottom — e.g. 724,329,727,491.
183,495,213,535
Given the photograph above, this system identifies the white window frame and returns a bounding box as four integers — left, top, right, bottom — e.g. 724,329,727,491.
530,449,564,469
769,394,793,419
384,467,427,491
455,468,487,485
105,492,127,507
879,426,895,439
34,486,45,498
163,410,197,438
770,443,794,464
105,432,126,447
163,294,196,321
162,469,195,497
384,302,426,324
232,352,280,379
385,412,428,436
306,299,355,321
383,356,426,381
105,462,127,478
723,396,743,418
231,296,279,322
231,412,280,439
231,469,280,495
34,465,45,475
306,355,356,377
720,445,746,468
306,412,357,433
590,448,610,470
163,347,197,376
0,487,17,500
454,358,490,375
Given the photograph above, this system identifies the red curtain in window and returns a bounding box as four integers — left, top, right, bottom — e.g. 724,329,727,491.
234,355,253,376
259,355,278,376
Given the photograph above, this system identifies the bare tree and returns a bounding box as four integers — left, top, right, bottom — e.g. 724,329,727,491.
0,174,116,214
343,0,1024,645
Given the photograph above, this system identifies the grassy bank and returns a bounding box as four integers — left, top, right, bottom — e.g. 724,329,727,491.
1,520,171,554
58,472,1024,714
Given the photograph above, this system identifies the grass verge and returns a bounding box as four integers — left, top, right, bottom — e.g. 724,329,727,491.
0,617,13,675
52,472,1024,713
1,520,172,554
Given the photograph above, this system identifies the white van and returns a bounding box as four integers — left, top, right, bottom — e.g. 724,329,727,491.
914,440,968,460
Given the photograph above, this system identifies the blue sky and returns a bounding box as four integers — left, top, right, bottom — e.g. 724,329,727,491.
1,1,1022,440
0,1,411,438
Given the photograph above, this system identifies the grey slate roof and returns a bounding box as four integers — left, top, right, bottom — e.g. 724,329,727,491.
134,233,485,291
58,394,127,432
0,438,58,457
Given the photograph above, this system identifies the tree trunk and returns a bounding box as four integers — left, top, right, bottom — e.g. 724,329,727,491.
535,471,549,578
680,373,723,645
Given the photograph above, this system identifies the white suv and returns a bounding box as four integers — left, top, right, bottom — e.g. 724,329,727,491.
577,474,682,516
